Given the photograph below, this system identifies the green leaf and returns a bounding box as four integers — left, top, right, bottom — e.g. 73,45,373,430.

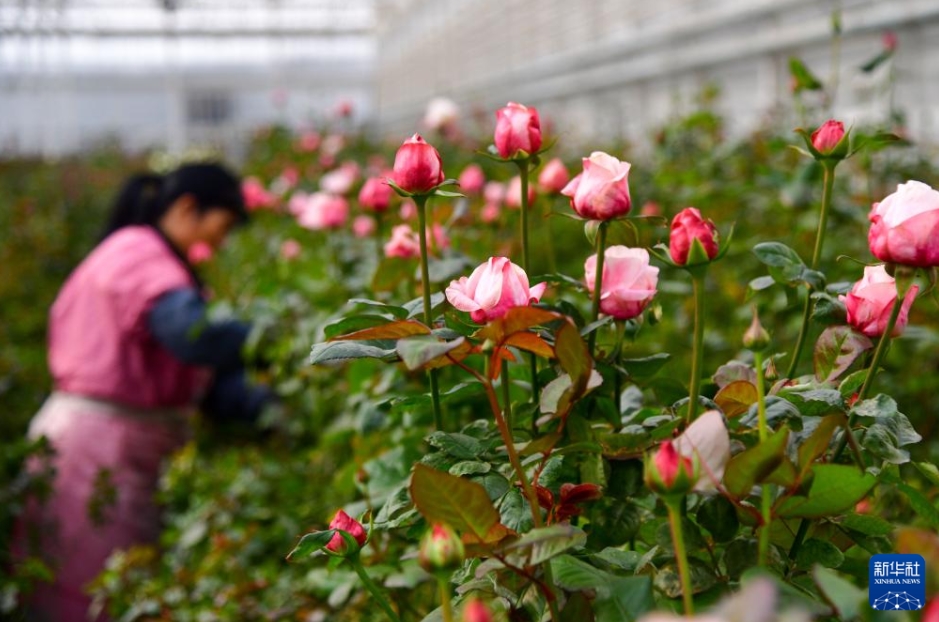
449,461,491,476
324,315,394,339
853,395,922,465
286,530,336,561
347,298,409,318
879,470,939,529
747,275,777,299
813,326,873,383
310,341,396,365
404,292,446,319
696,495,739,543
797,414,846,476
713,381,758,418
618,353,670,377
778,388,844,417
555,320,592,393
550,555,653,622
501,524,587,565
334,319,431,341
409,464,503,542
811,291,847,325
795,538,844,570
860,48,893,72
789,57,824,92
753,241,824,288
396,335,466,370
540,370,603,416
913,462,939,487
776,464,876,518
840,512,895,537
813,566,865,621
426,432,486,460
724,427,790,498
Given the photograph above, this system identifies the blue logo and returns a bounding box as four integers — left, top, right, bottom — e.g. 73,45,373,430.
869,554,926,611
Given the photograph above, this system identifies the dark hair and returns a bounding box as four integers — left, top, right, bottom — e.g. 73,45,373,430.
102,162,247,239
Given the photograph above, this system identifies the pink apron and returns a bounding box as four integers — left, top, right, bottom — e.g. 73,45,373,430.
20,226,211,621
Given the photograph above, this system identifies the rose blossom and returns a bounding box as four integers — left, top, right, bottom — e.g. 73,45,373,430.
462,598,494,622
358,177,393,213
505,175,536,209
561,152,632,220
480,202,501,224
840,264,918,337
242,176,275,211
352,215,376,238
458,164,486,195
325,510,367,554
423,97,460,133
483,181,505,206
669,207,720,265
384,224,421,259
446,257,547,323
391,133,445,194
320,161,359,195
494,102,542,159
297,130,320,152
584,246,658,320
538,158,570,194
296,192,349,230
280,238,302,260
187,241,213,265
672,411,730,493
868,180,939,267
811,119,845,154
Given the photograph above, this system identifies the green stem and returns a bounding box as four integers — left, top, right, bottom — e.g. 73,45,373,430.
788,518,811,562
614,320,625,425
687,272,706,423
666,501,694,615
755,350,773,565
374,211,384,265
754,351,768,443
588,221,609,357
832,289,905,463
416,195,444,431
786,162,836,379
517,160,540,402
501,362,513,432
351,559,401,622
438,577,454,622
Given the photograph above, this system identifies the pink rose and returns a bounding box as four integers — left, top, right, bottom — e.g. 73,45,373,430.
494,102,542,159
358,177,393,213
296,192,349,230
242,176,275,211
584,246,658,320
645,441,696,494
483,181,505,206
280,238,302,260
811,119,845,154
320,162,359,195
505,175,536,209
187,241,213,265
430,223,450,253
446,257,547,324
462,598,494,622
297,130,320,152
423,97,460,132
384,224,421,259
458,164,486,195
672,411,730,493
352,215,376,238
868,180,939,267
287,191,308,217
840,264,918,337
334,99,354,118
561,152,632,220
538,158,570,194
480,202,501,224
325,510,367,554
399,200,417,220
669,207,720,265
391,134,445,194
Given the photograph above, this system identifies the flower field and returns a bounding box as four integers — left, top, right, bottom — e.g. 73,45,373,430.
3,90,939,622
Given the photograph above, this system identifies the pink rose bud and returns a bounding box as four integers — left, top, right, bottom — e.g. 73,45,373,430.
561,152,632,220
423,97,460,132
418,523,465,572
868,180,939,267
446,257,547,324
391,133,445,194
384,224,421,259
462,598,494,622
538,158,570,194
297,130,320,152
242,176,275,211
280,238,302,260
399,200,418,220
505,175,536,209
281,166,300,187
640,201,661,217
187,241,213,265
840,265,918,337
483,181,505,206
322,134,345,157
672,411,730,493
644,440,697,496
296,193,349,230
883,30,898,52
668,207,720,265
584,246,658,320
325,510,367,555
480,202,501,224
494,102,542,159
288,191,309,217
811,119,845,154
358,177,393,213
458,164,486,195
320,162,360,195
430,222,450,252
352,215,377,238
335,99,354,118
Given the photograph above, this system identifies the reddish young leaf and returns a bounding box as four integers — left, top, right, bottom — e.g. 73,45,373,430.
333,319,431,341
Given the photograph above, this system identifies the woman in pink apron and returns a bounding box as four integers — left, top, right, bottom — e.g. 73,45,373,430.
19,163,271,621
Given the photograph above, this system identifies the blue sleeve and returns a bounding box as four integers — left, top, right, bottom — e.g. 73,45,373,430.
200,369,273,424
148,288,250,372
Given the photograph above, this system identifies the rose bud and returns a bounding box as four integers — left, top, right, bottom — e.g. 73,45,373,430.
840,264,918,337
672,411,730,493
494,102,542,159
446,257,547,323
423,97,460,133
743,307,771,351
458,164,486,195
280,238,302,260
187,241,213,265
538,157,570,194
391,133,445,194
384,224,421,259
358,176,393,213
296,193,349,230
324,510,367,555
320,161,360,195
584,246,658,320
352,215,376,238
242,176,275,211
868,180,939,267
418,523,465,573
811,119,846,155
462,598,494,622
669,207,719,266
561,152,632,220
644,440,697,497
505,175,536,209
483,181,505,206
